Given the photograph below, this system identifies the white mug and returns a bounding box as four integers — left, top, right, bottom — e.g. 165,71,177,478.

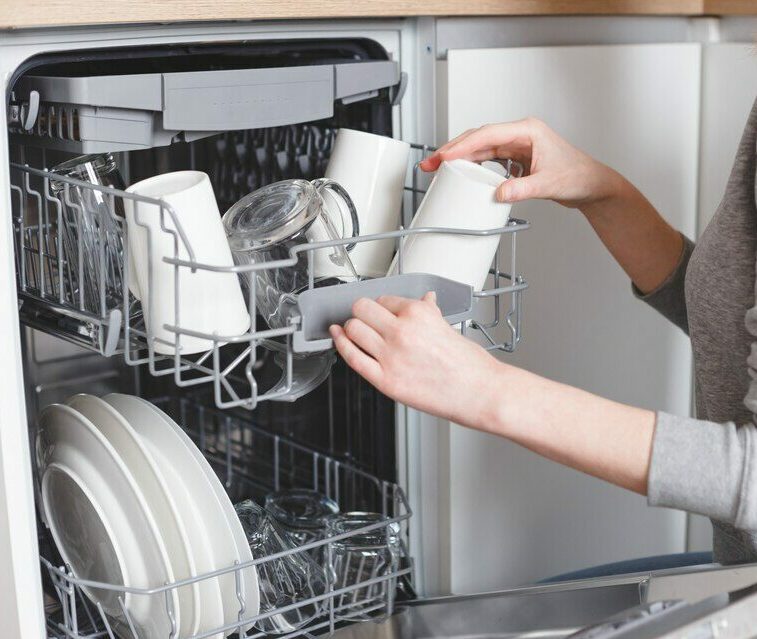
387,159,512,291
324,129,411,277
124,171,250,355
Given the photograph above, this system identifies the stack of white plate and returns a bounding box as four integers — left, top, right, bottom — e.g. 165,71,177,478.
36,393,260,639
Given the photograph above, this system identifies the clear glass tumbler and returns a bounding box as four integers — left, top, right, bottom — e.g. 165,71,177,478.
50,153,125,316
223,178,359,330
265,489,339,562
234,499,327,634
326,512,401,622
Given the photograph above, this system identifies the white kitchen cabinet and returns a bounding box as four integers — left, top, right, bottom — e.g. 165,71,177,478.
431,43,701,592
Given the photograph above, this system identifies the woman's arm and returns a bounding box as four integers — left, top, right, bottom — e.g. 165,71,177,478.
422,119,683,294
327,119,757,528
330,293,757,528
329,294,655,495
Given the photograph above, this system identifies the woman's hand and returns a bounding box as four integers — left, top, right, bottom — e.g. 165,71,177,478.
422,118,684,294
328,293,504,429
420,118,623,209
331,292,656,496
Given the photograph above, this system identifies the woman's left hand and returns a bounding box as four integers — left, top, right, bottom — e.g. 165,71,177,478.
330,292,656,496
329,293,503,428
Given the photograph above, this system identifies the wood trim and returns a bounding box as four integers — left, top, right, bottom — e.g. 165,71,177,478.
2,0,752,31
703,0,757,14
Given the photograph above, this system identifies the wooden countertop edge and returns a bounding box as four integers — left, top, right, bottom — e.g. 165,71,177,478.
1,1,756,31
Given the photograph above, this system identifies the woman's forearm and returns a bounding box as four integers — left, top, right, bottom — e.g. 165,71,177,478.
334,121,677,498
330,292,657,495
482,170,674,489
580,169,684,295
480,362,656,495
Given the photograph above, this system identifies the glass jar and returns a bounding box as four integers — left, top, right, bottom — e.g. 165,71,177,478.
223,178,359,331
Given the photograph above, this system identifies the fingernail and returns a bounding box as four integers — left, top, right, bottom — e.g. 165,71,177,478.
497,184,512,202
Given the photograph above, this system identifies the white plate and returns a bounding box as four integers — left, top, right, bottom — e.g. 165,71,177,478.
37,403,178,638
67,394,204,638
104,394,260,632
41,462,128,614
99,394,226,638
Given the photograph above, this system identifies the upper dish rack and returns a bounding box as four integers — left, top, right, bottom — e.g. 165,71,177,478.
11,143,529,411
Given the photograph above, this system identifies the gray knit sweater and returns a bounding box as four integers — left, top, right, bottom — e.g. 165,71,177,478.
639,97,757,564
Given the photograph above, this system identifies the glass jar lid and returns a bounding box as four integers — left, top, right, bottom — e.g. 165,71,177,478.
265,489,339,530
223,179,318,251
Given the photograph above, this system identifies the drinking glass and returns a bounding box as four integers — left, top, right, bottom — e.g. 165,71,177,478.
327,512,401,622
223,178,359,330
265,489,339,560
234,499,327,634
50,153,125,315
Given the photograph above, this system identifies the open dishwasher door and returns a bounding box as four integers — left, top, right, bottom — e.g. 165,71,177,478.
327,562,757,639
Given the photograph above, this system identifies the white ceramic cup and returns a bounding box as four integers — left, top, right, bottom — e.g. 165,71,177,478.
324,129,411,278
124,171,250,355
387,159,512,291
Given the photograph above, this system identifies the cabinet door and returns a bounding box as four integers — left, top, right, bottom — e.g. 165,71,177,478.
433,44,700,592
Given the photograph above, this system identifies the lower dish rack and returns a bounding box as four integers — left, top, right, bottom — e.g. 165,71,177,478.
11,139,529,410
40,394,413,639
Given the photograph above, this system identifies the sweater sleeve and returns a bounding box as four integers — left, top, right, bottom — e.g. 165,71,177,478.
648,412,757,528
632,234,695,334
647,240,757,529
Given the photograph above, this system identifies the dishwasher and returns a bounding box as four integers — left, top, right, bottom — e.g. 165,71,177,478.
6,20,757,639
0,22,532,639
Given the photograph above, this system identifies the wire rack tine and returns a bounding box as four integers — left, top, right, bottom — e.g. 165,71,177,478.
165,586,178,639
95,602,117,639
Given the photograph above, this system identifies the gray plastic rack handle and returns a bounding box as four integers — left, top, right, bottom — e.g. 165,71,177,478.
292,273,474,353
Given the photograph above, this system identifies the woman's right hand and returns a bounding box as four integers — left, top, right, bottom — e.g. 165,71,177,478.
421,118,684,295
419,118,624,210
